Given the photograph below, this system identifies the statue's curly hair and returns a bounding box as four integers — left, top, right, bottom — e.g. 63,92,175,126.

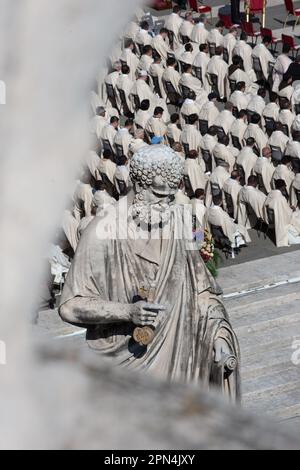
130,145,183,189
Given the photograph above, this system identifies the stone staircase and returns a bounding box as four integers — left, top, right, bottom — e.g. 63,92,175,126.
219,252,300,429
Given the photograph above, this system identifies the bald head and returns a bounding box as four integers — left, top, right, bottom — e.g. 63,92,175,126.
262,147,272,158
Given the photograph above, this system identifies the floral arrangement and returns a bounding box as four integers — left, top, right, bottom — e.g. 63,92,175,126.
200,229,221,278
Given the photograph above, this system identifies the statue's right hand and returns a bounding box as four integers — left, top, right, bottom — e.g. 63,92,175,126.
131,301,163,326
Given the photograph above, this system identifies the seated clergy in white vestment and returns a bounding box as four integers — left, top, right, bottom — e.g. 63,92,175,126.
183,150,207,193
145,106,167,138
164,5,183,48
205,161,230,207
213,134,238,173
230,110,248,148
252,36,275,82
291,173,300,208
236,137,258,182
238,175,267,229
181,113,202,155
268,124,289,153
271,156,295,193
114,119,134,158
222,170,243,220
166,113,182,143
206,46,228,100
193,43,210,92
207,194,251,247
264,180,300,247
192,188,207,231
253,146,275,194
243,113,268,157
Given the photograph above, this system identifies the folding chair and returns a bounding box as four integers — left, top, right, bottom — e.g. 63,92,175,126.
236,164,246,186
150,74,162,98
270,145,283,163
199,119,209,136
241,20,261,45
193,66,203,84
115,178,128,196
183,142,190,156
256,172,268,194
231,135,242,151
181,84,191,100
106,83,119,113
223,48,229,64
211,182,222,204
229,79,237,94
117,88,134,119
183,174,194,198
264,116,276,137
208,42,216,57
208,73,220,99
265,205,276,243
201,148,213,173
224,191,235,219
115,144,124,158
252,56,264,81
163,80,182,109
283,0,300,30
210,224,238,259
281,34,300,58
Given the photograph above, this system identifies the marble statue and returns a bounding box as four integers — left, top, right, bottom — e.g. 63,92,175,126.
59,145,240,400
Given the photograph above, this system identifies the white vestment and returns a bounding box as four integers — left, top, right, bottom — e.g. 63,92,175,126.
184,158,207,192
116,74,135,113
222,178,242,220
193,51,210,91
114,128,133,157
247,95,266,116
236,146,258,182
174,189,192,205
134,109,152,129
213,143,236,173
272,164,294,191
207,28,224,47
263,102,280,121
179,20,194,40
243,123,268,157
199,101,219,128
181,124,202,153
230,119,247,146
278,109,296,133
207,55,229,99
166,123,182,142
86,151,101,181
72,182,94,221
207,205,251,245
145,116,167,137
151,35,171,61
164,12,183,47
252,43,275,81
285,139,300,158
230,90,250,111
135,29,152,47
253,157,275,193
90,115,107,140
268,130,289,153
129,138,149,155
62,210,79,252
98,158,117,184
149,62,167,99
138,54,154,73
291,174,300,207
101,124,117,149
214,109,236,135
205,166,230,207
192,199,207,229
191,23,209,44
264,190,297,247
180,72,203,100
130,79,170,121
272,53,292,92
162,66,181,94
233,40,253,73
238,185,267,228
120,48,139,80
223,32,237,64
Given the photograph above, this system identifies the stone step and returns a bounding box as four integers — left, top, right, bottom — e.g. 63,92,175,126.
240,346,294,381
243,382,300,418
235,312,300,339
242,366,300,395
235,320,300,357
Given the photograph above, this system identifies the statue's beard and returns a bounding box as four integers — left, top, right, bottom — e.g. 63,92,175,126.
133,187,175,206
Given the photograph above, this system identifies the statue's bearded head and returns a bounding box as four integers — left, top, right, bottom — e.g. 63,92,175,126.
130,145,183,204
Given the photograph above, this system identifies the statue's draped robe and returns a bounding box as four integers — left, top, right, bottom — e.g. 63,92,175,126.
60,204,240,399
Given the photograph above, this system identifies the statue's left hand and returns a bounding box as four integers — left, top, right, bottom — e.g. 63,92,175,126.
213,337,231,363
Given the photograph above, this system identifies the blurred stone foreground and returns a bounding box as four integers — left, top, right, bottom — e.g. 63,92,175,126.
0,0,299,449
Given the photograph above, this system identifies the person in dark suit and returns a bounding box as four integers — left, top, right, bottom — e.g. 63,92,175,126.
231,0,241,24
